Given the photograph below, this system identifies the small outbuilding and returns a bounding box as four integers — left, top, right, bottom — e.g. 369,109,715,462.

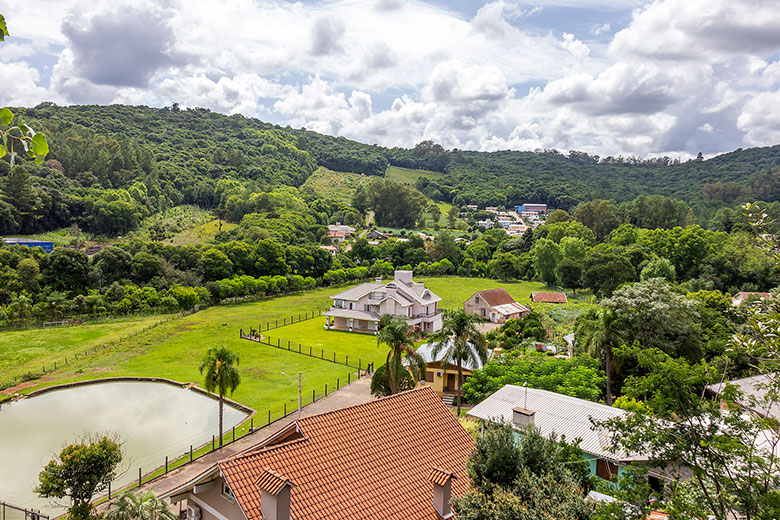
464,288,530,323
531,291,568,304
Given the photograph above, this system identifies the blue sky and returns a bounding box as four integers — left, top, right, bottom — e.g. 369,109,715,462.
0,0,779,159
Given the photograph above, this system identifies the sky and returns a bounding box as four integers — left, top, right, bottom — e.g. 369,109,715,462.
1,0,779,159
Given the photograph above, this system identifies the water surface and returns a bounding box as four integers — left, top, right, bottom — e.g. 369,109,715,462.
0,381,248,516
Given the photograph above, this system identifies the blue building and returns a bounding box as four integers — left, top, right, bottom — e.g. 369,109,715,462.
2,237,54,253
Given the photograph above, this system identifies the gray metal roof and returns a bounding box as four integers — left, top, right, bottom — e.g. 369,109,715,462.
706,373,780,421
330,282,383,301
467,385,646,462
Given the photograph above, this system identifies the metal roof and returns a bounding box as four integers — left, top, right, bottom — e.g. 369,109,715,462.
492,302,530,316
467,385,646,462
705,373,780,421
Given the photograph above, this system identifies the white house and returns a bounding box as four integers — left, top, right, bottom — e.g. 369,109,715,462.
324,271,443,334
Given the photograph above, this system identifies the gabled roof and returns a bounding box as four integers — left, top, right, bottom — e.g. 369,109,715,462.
467,385,646,463
473,288,516,307
531,292,568,303
219,387,473,520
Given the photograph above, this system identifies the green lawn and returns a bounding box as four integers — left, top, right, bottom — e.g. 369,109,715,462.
386,165,443,185
417,277,556,309
261,317,385,371
0,314,176,386
301,167,370,204
0,288,347,418
167,218,237,246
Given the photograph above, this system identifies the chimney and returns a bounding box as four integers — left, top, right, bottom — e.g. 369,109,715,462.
375,276,382,285
512,406,535,428
394,270,413,285
256,469,295,520
427,468,456,519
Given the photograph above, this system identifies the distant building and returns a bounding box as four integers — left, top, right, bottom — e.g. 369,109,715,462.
318,245,337,256
327,223,355,236
465,204,478,210
705,373,780,421
485,206,499,214
2,238,54,253
324,271,443,334
732,291,772,306
464,288,530,323
531,292,568,304
365,229,389,241
476,219,494,229
515,204,548,215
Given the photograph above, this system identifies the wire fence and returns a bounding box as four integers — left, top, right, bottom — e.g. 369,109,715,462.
0,501,49,520
240,332,374,373
242,307,330,334
95,367,373,504
0,310,196,393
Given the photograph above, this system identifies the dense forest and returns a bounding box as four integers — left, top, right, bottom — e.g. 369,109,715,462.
0,104,779,237
1,103,779,329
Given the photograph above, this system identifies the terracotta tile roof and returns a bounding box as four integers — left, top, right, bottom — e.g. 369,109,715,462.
427,468,457,486
475,288,516,307
255,469,294,495
219,386,474,520
531,291,568,303
735,291,771,300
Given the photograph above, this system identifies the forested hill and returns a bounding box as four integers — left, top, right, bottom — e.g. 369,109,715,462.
3,103,780,228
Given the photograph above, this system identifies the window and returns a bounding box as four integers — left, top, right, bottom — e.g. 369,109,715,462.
481,308,486,317
364,304,370,312
349,302,353,310
425,371,434,383
596,459,619,481
475,296,480,304
222,481,235,501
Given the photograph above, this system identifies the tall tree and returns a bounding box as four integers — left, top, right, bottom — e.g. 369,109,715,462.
376,315,426,395
36,435,122,520
575,307,628,405
429,309,488,415
199,346,241,447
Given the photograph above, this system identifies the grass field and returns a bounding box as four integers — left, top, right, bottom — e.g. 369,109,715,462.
386,165,443,185
167,217,237,246
301,167,370,204
0,278,563,411
418,277,555,309
0,314,176,386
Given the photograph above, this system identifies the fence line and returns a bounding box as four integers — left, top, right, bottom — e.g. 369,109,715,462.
0,309,197,394
242,307,330,336
0,500,49,520
95,366,374,505
240,330,374,374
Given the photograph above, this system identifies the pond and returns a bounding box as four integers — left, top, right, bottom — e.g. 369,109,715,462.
0,381,249,516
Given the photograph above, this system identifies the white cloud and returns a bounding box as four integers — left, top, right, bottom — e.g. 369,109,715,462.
738,89,780,147
1,0,779,159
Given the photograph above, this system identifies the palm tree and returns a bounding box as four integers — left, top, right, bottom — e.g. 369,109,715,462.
9,292,32,326
429,309,488,415
106,491,177,520
199,346,241,447
376,315,426,394
576,307,627,405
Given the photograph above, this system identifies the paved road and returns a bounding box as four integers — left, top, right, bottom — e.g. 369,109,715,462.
96,376,374,508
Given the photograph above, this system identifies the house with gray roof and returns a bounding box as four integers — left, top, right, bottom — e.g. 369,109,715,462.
324,270,443,334
468,384,659,483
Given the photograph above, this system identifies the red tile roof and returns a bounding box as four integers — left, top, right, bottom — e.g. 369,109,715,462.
220,386,474,520
474,288,516,307
531,292,568,303
255,469,294,495
427,468,457,486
